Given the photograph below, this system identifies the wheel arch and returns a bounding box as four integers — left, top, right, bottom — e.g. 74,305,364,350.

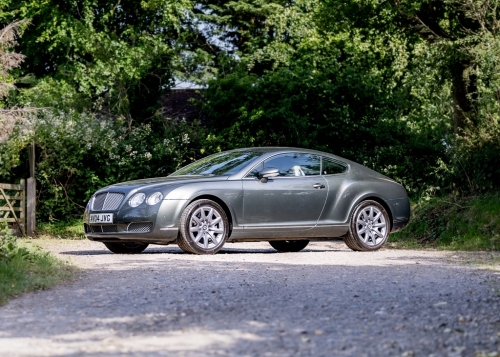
355,196,394,231
187,194,234,236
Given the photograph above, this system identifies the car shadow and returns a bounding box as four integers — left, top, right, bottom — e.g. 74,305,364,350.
59,247,339,256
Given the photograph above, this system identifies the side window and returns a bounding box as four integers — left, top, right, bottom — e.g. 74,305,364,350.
263,154,320,177
322,157,347,175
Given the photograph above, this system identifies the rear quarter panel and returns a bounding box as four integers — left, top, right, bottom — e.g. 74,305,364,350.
319,174,409,226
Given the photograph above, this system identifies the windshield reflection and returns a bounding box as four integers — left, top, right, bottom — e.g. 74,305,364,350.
170,151,263,176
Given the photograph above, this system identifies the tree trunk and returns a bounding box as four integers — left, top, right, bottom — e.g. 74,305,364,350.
451,60,477,134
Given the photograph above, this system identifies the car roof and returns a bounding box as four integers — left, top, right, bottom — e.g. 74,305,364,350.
222,146,370,179
226,146,350,162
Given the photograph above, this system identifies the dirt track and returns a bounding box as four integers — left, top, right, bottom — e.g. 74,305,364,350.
0,239,499,357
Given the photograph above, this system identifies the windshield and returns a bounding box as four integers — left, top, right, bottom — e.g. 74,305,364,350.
170,150,264,176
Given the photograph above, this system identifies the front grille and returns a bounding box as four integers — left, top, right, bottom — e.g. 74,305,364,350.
92,192,124,211
86,222,152,235
93,194,106,210
90,225,102,233
128,222,153,233
90,225,118,233
102,225,118,233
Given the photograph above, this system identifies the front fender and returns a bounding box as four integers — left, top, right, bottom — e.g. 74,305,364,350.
162,180,244,227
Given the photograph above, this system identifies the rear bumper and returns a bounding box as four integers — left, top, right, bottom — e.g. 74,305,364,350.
391,218,409,232
385,197,410,232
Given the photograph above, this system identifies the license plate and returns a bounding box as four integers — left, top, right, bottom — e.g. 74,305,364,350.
89,213,114,224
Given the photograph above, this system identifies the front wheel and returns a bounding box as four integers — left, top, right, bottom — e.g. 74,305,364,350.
103,242,149,254
344,200,390,251
269,240,310,252
177,199,229,254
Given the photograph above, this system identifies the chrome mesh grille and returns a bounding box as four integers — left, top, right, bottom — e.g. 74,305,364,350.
102,225,118,233
128,222,153,233
93,194,106,210
90,225,118,233
90,225,102,233
92,192,124,211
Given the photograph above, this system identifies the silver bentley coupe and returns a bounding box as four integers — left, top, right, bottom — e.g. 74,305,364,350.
84,147,410,254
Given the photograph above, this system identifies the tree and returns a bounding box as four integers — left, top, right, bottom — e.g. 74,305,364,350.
0,19,31,142
2,0,195,123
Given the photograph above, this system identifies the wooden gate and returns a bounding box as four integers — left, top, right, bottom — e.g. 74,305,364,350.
0,180,26,235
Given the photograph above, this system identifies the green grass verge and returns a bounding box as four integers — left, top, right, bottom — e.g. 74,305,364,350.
0,228,75,305
37,218,85,239
390,192,500,250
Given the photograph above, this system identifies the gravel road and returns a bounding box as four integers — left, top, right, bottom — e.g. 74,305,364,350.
0,239,499,357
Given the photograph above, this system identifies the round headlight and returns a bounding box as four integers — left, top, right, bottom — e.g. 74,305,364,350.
146,192,163,205
129,193,146,207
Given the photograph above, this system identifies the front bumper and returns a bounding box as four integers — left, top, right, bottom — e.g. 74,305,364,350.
83,199,188,244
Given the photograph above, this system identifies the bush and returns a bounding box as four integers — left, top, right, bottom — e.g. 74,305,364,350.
0,223,29,261
390,192,500,250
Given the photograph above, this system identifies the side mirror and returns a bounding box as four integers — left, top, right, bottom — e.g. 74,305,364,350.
258,167,279,183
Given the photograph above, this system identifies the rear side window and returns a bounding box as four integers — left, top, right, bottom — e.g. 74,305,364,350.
322,158,347,175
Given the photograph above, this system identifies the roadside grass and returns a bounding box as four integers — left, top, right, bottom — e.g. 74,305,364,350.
390,192,500,251
0,225,75,305
37,218,85,239
458,252,500,271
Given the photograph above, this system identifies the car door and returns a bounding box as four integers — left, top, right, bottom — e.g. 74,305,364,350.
242,153,328,233
310,156,351,237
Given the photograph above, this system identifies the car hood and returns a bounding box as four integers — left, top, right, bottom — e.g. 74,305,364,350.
99,175,230,192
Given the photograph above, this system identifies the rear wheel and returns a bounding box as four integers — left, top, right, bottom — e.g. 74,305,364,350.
177,199,229,254
269,240,310,252
344,200,390,251
103,242,149,254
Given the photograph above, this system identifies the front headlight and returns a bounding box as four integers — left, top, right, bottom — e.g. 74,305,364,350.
129,193,146,207
146,192,163,205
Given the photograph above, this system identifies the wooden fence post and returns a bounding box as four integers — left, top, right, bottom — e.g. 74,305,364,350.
20,179,26,235
27,178,36,236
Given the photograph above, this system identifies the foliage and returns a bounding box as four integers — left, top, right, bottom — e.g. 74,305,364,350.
438,124,500,193
0,19,33,142
37,218,85,239
0,222,75,305
0,20,27,99
2,0,196,120
391,192,500,250
0,222,28,261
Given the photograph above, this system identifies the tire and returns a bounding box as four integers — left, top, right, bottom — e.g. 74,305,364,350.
269,240,310,252
103,242,149,254
177,199,229,254
344,200,390,251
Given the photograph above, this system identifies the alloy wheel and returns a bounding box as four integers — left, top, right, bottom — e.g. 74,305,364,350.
188,205,226,249
355,205,388,246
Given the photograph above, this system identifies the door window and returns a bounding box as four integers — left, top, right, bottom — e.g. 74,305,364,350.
256,153,321,177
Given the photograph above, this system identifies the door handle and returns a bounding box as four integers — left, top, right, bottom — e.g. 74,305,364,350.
313,183,325,189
